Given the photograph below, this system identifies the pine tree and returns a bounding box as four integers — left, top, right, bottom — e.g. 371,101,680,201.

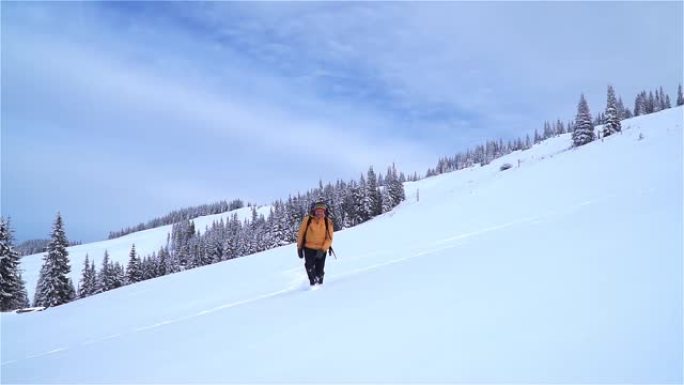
78,255,97,298
603,85,621,137
677,84,683,106
191,236,213,267
275,201,293,246
366,167,382,217
125,244,143,284
343,181,359,227
659,87,668,110
543,121,553,140
208,230,226,262
646,91,655,113
224,215,241,261
380,188,393,214
0,218,29,311
141,255,157,280
34,212,75,307
386,164,406,208
654,89,662,112
112,262,125,289
554,120,565,136
171,220,196,270
634,91,647,116
157,246,170,276
616,97,626,120
356,174,372,222
97,250,116,293
593,112,606,126
572,94,595,147
88,258,97,294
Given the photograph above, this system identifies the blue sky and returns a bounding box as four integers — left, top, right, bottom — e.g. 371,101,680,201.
2,1,682,243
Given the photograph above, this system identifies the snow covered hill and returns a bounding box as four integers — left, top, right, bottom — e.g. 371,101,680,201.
2,107,682,383
19,205,273,300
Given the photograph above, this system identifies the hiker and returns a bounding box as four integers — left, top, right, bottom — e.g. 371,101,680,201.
296,200,334,286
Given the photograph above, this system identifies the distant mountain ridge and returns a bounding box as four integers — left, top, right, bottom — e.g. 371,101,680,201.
107,199,246,240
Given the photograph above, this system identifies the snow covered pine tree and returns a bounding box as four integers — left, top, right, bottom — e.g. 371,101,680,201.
572,94,595,147
33,213,76,307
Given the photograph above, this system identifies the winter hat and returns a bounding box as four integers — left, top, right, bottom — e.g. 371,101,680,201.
313,201,327,210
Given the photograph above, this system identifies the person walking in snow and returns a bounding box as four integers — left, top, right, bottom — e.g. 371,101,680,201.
297,200,334,287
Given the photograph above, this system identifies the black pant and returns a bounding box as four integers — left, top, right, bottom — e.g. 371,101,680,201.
303,247,327,285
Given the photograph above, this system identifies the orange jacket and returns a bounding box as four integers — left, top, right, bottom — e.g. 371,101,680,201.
296,216,334,252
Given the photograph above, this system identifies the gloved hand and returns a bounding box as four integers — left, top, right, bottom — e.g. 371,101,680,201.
297,248,304,259
315,249,326,259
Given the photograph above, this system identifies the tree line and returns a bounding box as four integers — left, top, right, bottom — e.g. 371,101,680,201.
571,84,682,147
107,199,246,239
80,163,408,301
15,238,82,257
427,83,683,176
1,165,407,309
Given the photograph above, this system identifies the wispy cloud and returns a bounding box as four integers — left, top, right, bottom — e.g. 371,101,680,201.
162,1,682,134
2,1,681,242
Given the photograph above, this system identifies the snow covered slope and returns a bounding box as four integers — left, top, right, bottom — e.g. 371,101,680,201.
19,205,273,300
2,107,681,383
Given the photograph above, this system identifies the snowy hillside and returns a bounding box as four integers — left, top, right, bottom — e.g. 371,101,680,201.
2,107,682,383
19,205,273,300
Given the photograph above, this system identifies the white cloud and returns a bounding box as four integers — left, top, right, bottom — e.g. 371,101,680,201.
3,1,681,242
184,2,682,134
